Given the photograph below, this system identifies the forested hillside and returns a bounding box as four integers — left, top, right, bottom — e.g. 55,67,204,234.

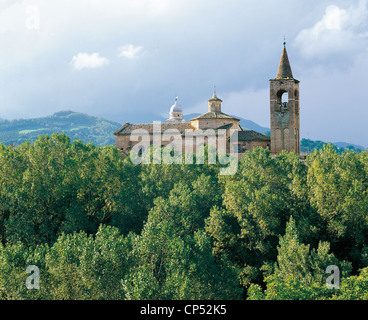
0,133,367,300
0,111,120,146
301,138,365,154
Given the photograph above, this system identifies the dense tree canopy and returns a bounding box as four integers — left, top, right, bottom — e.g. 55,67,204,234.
0,134,367,300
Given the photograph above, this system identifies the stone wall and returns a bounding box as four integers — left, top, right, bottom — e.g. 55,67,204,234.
270,78,300,155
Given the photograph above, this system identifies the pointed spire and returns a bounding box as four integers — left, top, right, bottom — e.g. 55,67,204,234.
276,41,293,79
209,86,222,102
208,87,222,112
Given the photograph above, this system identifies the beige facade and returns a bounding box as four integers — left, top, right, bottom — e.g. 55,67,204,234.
114,92,270,157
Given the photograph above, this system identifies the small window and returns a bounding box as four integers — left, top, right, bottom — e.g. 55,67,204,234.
276,89,288,106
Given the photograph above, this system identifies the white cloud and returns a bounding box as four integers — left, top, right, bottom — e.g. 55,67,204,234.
70,53,109,70
295,0,368,59
118,44,145,59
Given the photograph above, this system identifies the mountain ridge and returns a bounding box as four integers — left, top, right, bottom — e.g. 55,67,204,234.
0,110,121,146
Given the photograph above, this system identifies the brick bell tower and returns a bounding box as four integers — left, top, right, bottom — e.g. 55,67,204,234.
270,41,300,155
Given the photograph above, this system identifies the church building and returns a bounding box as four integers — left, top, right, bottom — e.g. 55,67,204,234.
114,43,300,157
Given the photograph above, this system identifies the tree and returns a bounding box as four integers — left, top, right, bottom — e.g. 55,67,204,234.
46,225,130,299
0,133,148,246
0,224,131,300
123,177,241,300
331,267,368,300
206,148,312,288
0,241,49,299
306,144,368,269
247,217,351,300
3,134,74,245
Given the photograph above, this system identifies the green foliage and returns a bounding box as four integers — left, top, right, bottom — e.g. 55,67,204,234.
123,183,241,299
206,148,314,287
45,225,131,299
0,225,131,300
247,217,351,300
331,267,368,300
306,144,368,268
0,133,145,246
0,134,367,300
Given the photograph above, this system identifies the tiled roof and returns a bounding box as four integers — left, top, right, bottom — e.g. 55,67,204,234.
114,122,195,135
115,122,270,143
217,123,234,131
235,130,270,142
190,111,239,121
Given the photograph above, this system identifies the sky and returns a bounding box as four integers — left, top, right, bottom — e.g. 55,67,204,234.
0,0,368,147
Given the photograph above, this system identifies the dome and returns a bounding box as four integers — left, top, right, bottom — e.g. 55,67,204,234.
166,97,185,123
170,97,182,113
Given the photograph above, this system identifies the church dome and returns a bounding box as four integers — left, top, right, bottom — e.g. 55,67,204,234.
170,97,182,113
166,97,185,122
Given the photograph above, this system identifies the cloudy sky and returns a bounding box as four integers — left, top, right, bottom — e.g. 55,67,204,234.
0,0,368,146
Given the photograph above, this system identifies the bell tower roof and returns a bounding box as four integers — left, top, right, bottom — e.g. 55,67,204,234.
208,87,222,112
276,41,294,80
208,87,222,102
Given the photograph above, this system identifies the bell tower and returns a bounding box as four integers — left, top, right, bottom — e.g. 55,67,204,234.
208,88,222,112
270,41,300,155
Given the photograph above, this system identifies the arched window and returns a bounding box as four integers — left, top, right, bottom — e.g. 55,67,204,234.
281,92,288,104
276,90,289,106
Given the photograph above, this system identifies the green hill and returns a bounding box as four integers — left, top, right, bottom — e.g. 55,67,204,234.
0,111,121,146
301,138,365,154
